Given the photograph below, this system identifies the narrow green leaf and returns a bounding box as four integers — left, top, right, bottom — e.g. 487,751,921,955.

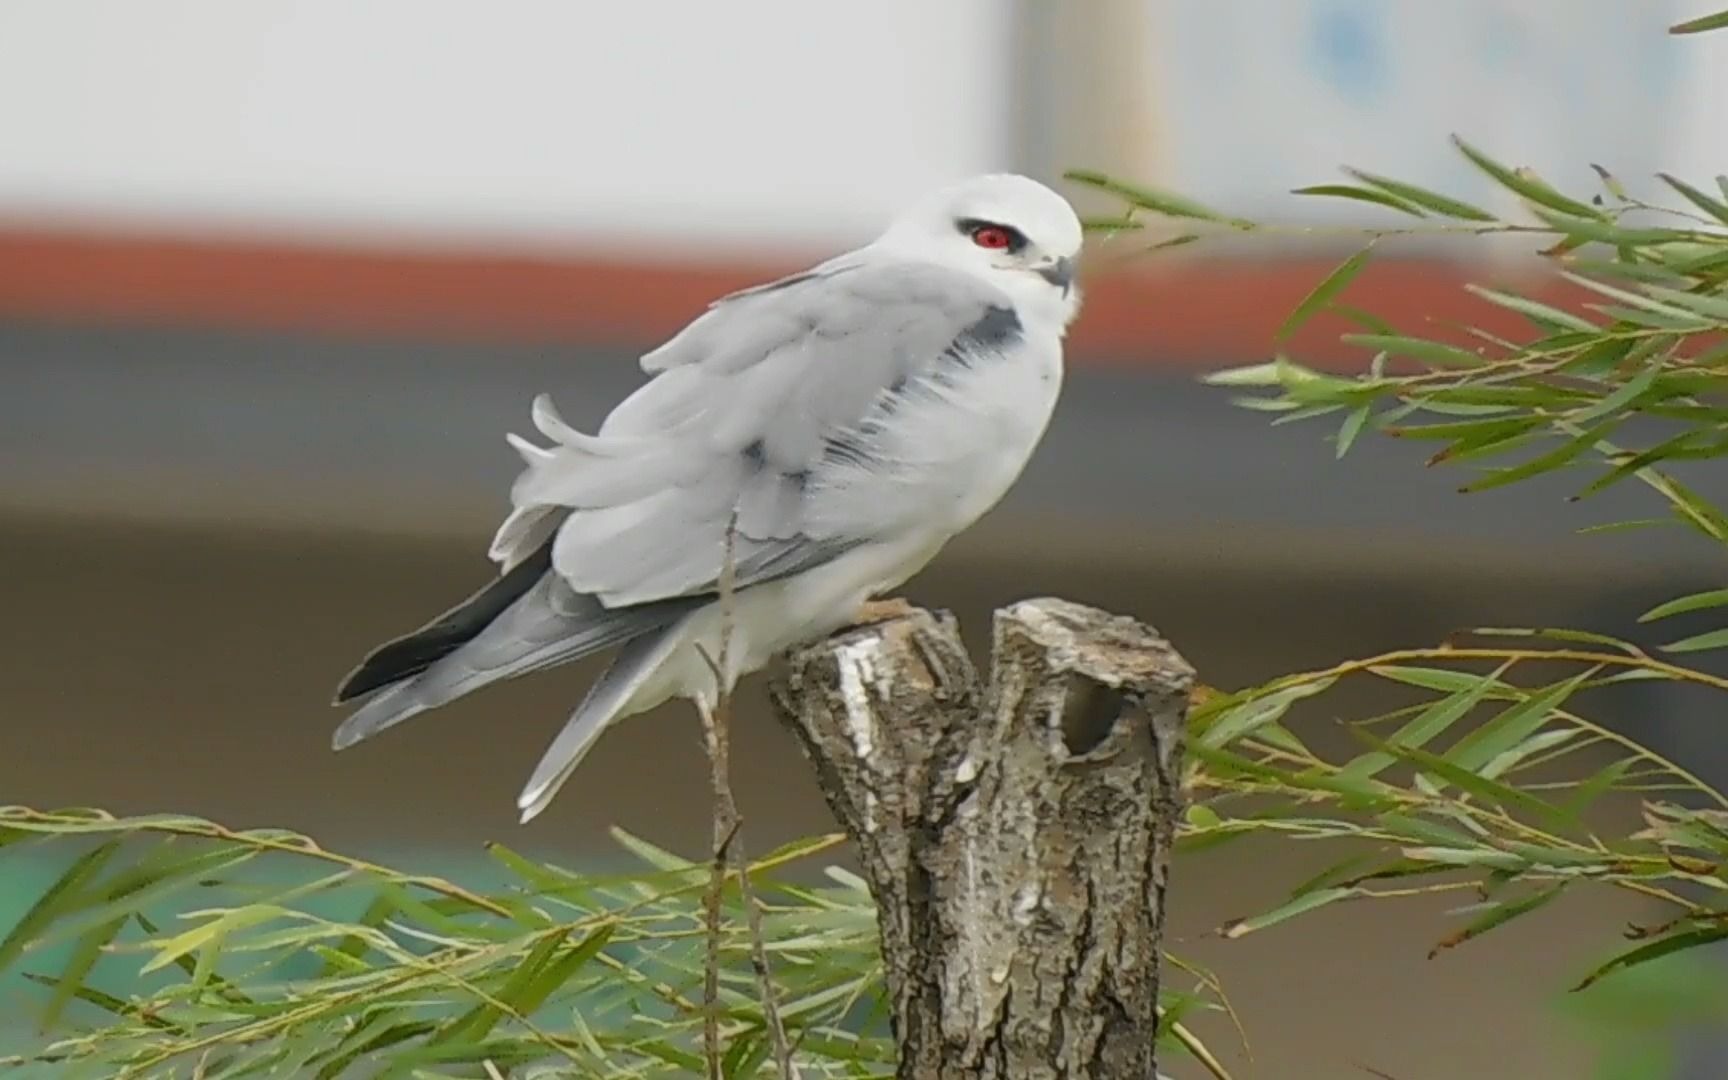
1573,430,1709,501
1335,403,1371,458
1429,385,1591,409
1658,173,1728,224
1563,272,1720,322
1533,210,1689,248
1482,728,1589,780
1415,400,1521,416
1662,475,1728,543
53,844,262,947
1588,302,1716,331
1436,429,1543,466
1446,673,1589,773
485,844,583,892
1452,136,1606,219
1464,284,1597,332
723,1029,770,1079
1525,627,1639,651
1064,169,1254,227
1364,733,1566,823
43,916,126,1031
1401,846,1529,871
1150,232,1203,251
133,910,255,1007
1576,926,1728,990
1563,257,1694,286
1269,403,1346,425
1577,518,1673,535
1231,396,1300,413
610,827,704,879
1663,628,1728,653
1277,245,1374,342
1199,678,1336,749
1079,216,1145,235
432,931,563,1047
515,924,614,1017
142,903,304,975
1387,417,1539,442
1430,884,1566,958
1202,361,1283,387
1667,245,1728,276
0,839,121,972
1185,742,1391,803
1459,419,1619,492
317,1019,440,1080
1670,9,1728,34
1642,589,1728,622
1221,886,1359,939
1342,672,1504,781
1342,167,1498,221
1561,757,1633,817
1637,282,1728,321
1374,814,1482,849
1341,333,1484,367
1291,184,1426,216
1368,665,1503,694
19,970,177,1030
1333,303,1400,338
316,892,399,980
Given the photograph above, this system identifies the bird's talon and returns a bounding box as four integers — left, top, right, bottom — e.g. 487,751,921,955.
853,597,918,626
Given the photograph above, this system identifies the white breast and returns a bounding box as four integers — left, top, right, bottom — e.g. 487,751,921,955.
805,323,1064,547
938,328,1065,527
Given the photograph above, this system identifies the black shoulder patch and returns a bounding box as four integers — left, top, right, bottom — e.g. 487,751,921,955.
957,305,1022,352
939,305,1022,371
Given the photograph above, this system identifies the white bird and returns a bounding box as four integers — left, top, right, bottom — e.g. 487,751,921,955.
331,173,1084,823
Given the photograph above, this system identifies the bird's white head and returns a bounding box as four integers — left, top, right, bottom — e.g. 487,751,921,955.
871,173,1084,327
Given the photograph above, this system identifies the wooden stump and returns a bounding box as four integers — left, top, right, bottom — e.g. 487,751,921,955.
771,598,1192,1080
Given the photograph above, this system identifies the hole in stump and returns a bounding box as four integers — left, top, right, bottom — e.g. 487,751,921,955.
1059,677,1124,756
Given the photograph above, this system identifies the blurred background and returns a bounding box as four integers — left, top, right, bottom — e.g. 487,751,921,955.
4,2,1728,1076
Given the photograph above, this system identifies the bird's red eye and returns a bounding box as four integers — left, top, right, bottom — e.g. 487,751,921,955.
970,225,1012,250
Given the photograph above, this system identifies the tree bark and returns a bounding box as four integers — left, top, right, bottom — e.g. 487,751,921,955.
770,598,1192,1080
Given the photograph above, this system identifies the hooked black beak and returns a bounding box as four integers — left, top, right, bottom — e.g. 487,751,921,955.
1036,256,1075,293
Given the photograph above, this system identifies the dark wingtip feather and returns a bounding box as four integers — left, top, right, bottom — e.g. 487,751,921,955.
332,629,460,703
330,540,554,705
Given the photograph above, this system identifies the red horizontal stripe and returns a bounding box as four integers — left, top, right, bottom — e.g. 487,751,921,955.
0,225,1595,369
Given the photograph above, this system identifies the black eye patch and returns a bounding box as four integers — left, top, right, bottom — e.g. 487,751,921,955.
954,217,1029,254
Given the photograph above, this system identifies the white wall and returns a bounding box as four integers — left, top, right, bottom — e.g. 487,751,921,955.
0,0,1012,254
0,1,1720,256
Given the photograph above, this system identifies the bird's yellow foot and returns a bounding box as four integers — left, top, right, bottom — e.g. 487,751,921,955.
853,597,918,625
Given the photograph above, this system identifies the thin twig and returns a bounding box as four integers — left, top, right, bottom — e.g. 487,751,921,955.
701,785,735,1080
730,820,798,1077
697,512,800,1078
698,512,743,1080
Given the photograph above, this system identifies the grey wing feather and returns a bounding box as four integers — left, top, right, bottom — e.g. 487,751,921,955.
493,258,1016,608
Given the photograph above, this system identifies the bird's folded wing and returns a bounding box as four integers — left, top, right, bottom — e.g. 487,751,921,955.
490,258,1021,608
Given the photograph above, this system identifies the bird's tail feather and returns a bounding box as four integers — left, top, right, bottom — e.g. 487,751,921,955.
334,539,556,704
516,625,685,823
332,574,694,752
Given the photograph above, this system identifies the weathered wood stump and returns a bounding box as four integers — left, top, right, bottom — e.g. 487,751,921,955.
771,598,1192,1080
